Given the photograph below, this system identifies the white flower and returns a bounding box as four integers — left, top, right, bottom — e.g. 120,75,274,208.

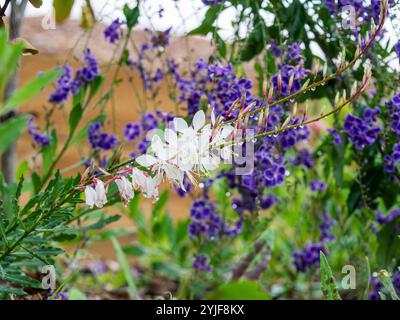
85,179,107,208
141,174,162,202
131,167,147,190
131,167,161,202
115,176,135,206
135,109,233,189
84,185,97,209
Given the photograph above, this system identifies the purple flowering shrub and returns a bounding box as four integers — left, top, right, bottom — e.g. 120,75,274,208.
1,0,400,301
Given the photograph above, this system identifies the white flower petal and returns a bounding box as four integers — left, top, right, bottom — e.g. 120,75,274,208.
192,110,205,131
173,117,188,132
136,154,158,167
211,109,216,126
84,186,96,208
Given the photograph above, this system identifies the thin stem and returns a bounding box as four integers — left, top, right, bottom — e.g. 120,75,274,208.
221,5,387,127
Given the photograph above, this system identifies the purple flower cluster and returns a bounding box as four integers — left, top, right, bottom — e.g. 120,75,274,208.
396,42,400,59
292,242,327,273
292,211,335,272
384,143,400,173
387,93,400,138
375,208,400,225
141,112,158,131
104,19,122,44
188,199,242,239
169,58,257,117
320,212,335,242
324,0,395,24
369,271,400,300
88,122,119,151
278,119,310,150
270,42,307,96
123,122,141,141
193,255,212,272
49,49,100,104
310,180,326,192
28,117,50,146
343,108,381,150
260,193,279,210
290,148,314,168
48,65,73,105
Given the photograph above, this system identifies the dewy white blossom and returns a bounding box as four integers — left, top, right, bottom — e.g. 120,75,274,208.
131,167,161,202
84,179,107,209
114,176,135,206
136,110,234,189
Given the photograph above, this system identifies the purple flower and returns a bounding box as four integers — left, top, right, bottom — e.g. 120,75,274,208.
291,148,314,168
104,19,122,44
320,212,335,242
28,117,50,146
310,180,326,192
292,242,327,273
188,198,242,239
260,194,279,210
49,65,72,104
343,110,381,150
141,112,158,131
123,122,141,141
193,255,212,272
73,48,100,88
88,122,119,151
375,208,400,225
270,40,281,57
396,42,400,58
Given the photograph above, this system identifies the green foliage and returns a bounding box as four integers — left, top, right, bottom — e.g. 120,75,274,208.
53,0,75,23
320,252,341,300
111,237,137,299
206,281,269,300
0,115,29,154
123,4,140,29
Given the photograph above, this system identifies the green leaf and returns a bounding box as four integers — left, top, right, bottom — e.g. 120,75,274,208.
239,25,267,61
0,30,23,93
378,270,400,300
188,4,223,35
0,284,26,296
68,287,86,300
42,130,58,178
28,0,43,8
0,273,42,289
123,4,140,29
88,75,104,100
111,237,137,299
128,194,147,236
53,0,75,23
69,102,83,133
1,69,60,116
206,281,270,300
0,115,29,154
320,251,341,300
